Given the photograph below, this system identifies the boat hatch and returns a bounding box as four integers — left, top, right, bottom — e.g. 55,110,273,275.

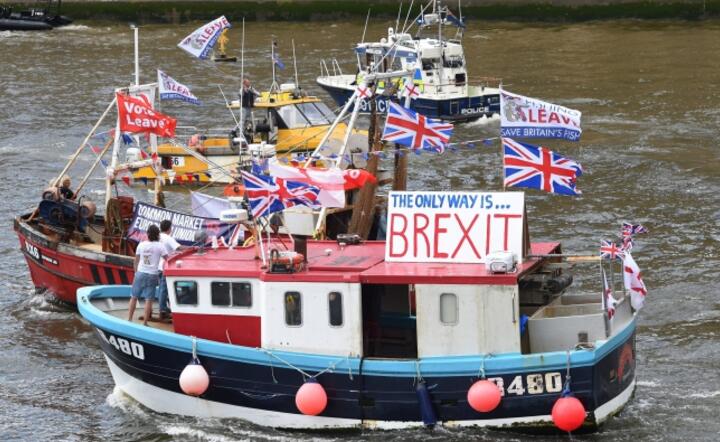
362,284,418,359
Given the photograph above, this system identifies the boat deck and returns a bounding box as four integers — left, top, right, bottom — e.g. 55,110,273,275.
92,297,175,333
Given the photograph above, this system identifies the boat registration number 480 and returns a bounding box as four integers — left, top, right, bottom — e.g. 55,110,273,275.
487,372,564,396
97,329,145,360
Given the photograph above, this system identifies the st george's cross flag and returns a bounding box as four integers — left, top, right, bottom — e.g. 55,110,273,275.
601,266,617,320
502,137,583,195
623,252,647,310
241,171,321,219
382,101,453,153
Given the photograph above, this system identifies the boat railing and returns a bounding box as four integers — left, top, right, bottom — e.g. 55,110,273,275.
319,59,344,79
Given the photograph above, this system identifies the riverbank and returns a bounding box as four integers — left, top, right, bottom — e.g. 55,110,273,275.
8,0,720,22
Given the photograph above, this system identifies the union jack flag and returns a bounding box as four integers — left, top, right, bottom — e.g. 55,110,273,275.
601,266,617,320
382,101,453,153
502,138,583,195
621,222,649,237
600,239,625,261
241,171,320,219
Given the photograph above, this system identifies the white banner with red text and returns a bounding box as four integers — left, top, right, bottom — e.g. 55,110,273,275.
385,191,525,264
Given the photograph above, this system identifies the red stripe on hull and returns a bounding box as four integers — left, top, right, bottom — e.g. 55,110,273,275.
16,230,134,305
173,312,261,347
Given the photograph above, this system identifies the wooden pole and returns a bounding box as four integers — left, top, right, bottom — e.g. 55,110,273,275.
53,97,116,188
74,137,114,196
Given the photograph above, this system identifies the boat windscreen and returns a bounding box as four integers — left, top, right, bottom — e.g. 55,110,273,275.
296,102,335,126
276,104,311,129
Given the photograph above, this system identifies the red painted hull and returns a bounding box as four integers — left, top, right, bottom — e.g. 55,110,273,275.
14,215,134,305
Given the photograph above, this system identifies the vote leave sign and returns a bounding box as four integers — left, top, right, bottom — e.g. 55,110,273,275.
385,191,525,264
116,92,177,138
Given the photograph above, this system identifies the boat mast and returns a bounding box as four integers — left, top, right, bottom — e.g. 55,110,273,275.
292,39,299,89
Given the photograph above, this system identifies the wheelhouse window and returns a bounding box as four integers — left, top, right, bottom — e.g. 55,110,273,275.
328,292,343,327
174,281,198,305
440,293,458,325
211,282,253,308
296,102,334,125
276,105,310,129
285,291,302,326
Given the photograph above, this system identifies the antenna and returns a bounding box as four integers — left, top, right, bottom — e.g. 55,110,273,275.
402,0,414,33
395,2,402,32
131,25,139,85
292,39,299,89
239,17,245,131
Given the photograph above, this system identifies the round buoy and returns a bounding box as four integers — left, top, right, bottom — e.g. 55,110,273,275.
179,359,210,396
467,379,502,413
551,395,586,432
295,378,327,416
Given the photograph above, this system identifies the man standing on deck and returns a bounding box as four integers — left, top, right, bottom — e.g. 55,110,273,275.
128,224,167,326
157,219,189,322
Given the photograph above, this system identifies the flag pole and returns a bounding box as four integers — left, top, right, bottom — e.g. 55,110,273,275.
292,39,299,89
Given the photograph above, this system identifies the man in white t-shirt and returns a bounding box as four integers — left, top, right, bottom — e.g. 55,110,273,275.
128,224,168,326
157,219,188,321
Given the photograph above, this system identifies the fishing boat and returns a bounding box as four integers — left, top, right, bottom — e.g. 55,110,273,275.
78,190,638,431
130,85,368,187
0,1,72,31
316,0,500,122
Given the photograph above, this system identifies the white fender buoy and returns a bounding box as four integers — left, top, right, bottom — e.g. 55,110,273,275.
179,358,209,396
295,378,327,416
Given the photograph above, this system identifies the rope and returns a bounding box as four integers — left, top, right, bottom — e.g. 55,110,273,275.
259,348,354,381
562,349,572,396
191,336,198,360
477,353,493,379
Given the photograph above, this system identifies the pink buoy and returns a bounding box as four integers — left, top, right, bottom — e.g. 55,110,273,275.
295,378,327,416
179,359,210,396
551,395,586,432
467,379,502,413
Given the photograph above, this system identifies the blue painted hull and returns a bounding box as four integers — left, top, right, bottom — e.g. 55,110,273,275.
79,286,636,430
319,85,500,122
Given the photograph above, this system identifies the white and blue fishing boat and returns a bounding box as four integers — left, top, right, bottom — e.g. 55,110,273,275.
78,190,637,431
316,1,500,122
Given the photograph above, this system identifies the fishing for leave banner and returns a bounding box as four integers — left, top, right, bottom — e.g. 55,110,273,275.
385,191,526,264
500,87,582,142
177,16,231,60
116,93,177,138
158,70,201,105
127,202,243,246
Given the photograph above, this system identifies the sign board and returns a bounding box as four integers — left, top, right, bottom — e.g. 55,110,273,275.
500,87,582,142
127,202,243,246
385,191,525,264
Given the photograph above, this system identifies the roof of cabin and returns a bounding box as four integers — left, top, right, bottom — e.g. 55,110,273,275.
164,240,560,285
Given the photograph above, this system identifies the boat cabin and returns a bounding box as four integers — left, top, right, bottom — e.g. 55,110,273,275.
162,240,632,359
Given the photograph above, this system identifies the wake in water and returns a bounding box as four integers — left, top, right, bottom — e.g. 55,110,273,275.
465,113,500,128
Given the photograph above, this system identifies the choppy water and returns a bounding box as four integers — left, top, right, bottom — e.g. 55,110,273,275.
1,18,719,441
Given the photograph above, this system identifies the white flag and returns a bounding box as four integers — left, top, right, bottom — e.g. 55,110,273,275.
177,16,231,60
623,252,647,310
500,86,582,142
158,70,201,105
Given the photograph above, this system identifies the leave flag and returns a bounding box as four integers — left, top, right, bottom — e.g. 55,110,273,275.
177,16,231,60
116,93,176,138
623,252,647,311
158,69,201,105
268,158,376,208
241,171,320,219
500,87,582,142
382,101,453,153
502,137,583,195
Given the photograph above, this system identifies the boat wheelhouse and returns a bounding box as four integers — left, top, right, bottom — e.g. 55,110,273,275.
316,1,500,122
79,191,637,431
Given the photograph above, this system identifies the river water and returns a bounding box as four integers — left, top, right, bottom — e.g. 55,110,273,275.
1,18,719,441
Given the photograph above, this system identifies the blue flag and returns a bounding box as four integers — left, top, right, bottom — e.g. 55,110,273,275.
272,53,285,70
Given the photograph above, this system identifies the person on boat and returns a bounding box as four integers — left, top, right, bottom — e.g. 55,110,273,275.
59,175,74,200
240,78,260,109
157,219,189,322
127,224,168,326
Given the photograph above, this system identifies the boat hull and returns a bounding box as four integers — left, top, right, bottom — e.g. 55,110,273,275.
80,287,636,431
318,82,500,122
0,18,53,31
14,216,134,304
